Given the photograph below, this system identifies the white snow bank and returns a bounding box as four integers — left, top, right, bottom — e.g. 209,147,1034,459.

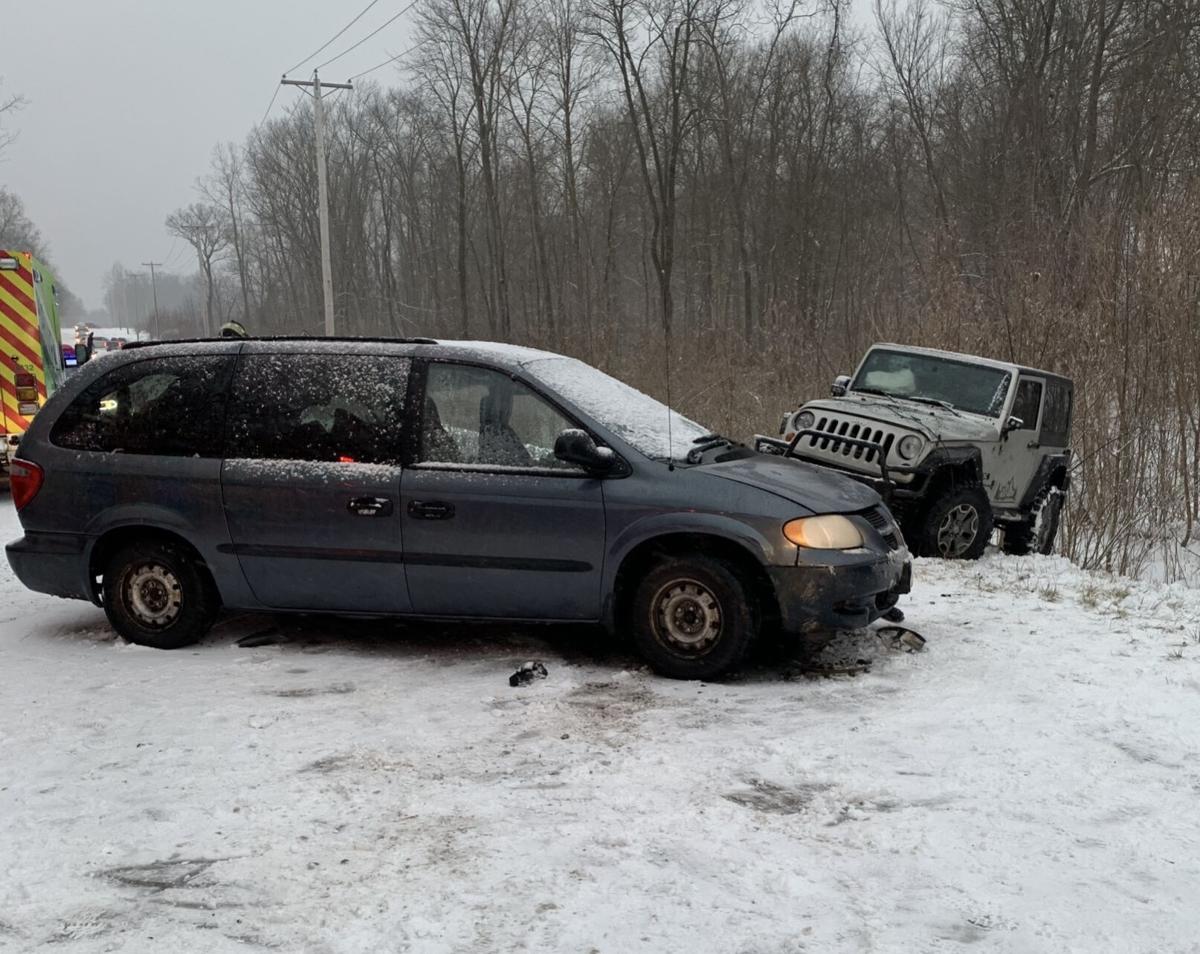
2,500,1200,952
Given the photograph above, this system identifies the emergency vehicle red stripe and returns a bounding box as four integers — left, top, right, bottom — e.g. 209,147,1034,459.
0,299,46,368
0,273,37,316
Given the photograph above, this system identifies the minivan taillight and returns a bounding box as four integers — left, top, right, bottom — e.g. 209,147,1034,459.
9,459,44,510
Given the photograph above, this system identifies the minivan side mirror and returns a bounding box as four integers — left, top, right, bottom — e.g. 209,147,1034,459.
831,375,851,397
554,428,616,474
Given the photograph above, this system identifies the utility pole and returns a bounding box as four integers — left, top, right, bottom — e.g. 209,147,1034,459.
141,261,162,339
281,70,352,336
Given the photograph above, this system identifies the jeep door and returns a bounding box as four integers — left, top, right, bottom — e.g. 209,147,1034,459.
987,374,1044,510
220,351,412,612
400,360,607,620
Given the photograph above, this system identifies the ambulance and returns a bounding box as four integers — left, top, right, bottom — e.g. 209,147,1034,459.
0,249,67,484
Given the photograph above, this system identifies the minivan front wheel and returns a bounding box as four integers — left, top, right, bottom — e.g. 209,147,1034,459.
631,555,757,679
103,541,218,649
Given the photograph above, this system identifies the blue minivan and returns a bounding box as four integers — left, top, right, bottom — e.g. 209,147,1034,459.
6,338,910,679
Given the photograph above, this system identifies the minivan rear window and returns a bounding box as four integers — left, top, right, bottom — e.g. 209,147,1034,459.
51,355,234,457
225,354,409,464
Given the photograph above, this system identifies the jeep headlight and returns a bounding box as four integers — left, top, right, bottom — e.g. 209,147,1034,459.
794,410,815,432
783,515,864,550
897,435,923,461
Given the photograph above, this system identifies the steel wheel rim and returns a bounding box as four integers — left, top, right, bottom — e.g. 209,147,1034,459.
936,503,979,557
124,562,183,628
651,578,722,656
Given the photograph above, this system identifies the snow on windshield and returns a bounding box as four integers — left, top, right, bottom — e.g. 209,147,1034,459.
523,356,711,461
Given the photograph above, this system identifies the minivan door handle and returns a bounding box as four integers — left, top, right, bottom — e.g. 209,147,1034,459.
407,499,455,520
347,496,394,517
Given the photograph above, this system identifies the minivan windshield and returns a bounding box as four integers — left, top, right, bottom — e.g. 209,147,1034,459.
524,356,711,462
852,349,1012,417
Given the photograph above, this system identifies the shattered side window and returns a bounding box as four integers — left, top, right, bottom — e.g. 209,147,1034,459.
51,355,234,456
226,354,409,464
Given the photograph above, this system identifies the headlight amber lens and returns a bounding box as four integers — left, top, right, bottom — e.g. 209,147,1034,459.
783,515,864,549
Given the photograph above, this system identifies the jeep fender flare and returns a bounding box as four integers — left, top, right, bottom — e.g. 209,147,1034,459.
1018,453,1072,511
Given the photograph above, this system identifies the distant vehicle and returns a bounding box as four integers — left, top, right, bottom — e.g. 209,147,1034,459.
6,336,911,680
0,250,68,485
762,344,1073,559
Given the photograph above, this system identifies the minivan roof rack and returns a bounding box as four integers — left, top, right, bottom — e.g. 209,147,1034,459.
122,335,439,350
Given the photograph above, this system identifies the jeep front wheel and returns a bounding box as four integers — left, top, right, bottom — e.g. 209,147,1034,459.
918,485,993,560
630,555,757,680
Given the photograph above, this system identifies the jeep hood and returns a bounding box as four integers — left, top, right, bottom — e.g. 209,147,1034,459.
702,454,880,513
801,395,1000,442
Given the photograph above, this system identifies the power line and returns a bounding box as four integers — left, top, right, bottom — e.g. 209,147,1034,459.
348,42,421,82
315,1,419,72
260,81,283,126
285,0,384,75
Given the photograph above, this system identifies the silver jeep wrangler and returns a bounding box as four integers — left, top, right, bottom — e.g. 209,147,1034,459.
763,344,1073,559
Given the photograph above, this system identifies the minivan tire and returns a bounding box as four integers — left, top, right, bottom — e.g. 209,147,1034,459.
917,484,993,560
103,541,219,649
630,554,757,679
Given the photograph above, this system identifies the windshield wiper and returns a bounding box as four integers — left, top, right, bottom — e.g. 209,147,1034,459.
903,395,961,414
687,433,737,463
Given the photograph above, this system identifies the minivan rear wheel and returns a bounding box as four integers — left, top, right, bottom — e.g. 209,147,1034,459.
630,555,757,679
103,541,218,649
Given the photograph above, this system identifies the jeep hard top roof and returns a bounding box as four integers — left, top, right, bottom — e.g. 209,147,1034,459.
865,343,1072,387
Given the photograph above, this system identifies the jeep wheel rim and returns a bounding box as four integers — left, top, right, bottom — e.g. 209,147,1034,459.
652,579,722,655
125,563,183,628
936,504,980,557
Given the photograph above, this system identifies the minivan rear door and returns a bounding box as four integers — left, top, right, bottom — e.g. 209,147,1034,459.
220,350,412,613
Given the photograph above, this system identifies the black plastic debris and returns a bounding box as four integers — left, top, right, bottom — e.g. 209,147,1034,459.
236,627,287,648
881,606,905,623
509,661,548,687
876,625,926,652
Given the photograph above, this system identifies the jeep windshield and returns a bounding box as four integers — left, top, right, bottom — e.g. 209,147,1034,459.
851,349,1011,418
523,356,712,462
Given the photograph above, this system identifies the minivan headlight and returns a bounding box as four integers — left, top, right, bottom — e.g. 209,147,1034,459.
783,515,864,549
897,435,923,460
795,410,815,432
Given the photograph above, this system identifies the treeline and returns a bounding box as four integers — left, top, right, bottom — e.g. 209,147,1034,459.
159,0,1200,579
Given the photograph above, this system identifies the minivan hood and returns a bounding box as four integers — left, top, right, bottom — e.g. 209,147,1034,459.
702,454,880,513
802,395,1001,442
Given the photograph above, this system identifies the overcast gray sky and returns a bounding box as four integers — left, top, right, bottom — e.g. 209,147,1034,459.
2,0,876,311
1,0,417,308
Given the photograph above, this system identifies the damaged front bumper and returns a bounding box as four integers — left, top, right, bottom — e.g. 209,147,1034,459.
769,548,912,641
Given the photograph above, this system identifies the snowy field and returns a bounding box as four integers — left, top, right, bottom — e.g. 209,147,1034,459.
3,501,1200,953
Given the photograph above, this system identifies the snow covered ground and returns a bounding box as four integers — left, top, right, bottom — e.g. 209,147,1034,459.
3,500,1200,954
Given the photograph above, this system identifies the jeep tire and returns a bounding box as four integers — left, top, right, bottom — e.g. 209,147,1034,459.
1002,487,1064,556
103,541,219,649
917,484,993,560
630,555,757,680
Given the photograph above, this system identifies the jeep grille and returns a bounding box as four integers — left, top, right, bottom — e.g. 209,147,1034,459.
796,413,910,473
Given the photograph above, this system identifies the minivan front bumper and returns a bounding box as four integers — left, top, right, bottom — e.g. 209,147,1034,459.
769,550,911,639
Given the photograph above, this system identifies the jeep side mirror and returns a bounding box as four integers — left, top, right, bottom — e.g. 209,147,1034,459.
831,374,851,397
1003,415,1025,434
554,428,615,473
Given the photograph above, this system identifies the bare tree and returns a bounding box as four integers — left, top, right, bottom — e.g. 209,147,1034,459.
166,203,230,336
